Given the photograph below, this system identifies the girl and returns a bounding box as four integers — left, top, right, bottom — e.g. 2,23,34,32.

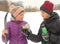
2,4,28,44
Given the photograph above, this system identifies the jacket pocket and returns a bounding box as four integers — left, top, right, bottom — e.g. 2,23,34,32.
57,35,60,44
50,33,58,43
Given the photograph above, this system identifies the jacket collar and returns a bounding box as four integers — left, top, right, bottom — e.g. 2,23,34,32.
44,12,59,23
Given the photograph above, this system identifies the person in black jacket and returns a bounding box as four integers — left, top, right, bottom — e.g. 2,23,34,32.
22,1,60,44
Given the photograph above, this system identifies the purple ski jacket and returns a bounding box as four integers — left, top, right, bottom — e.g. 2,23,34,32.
2,20,28,44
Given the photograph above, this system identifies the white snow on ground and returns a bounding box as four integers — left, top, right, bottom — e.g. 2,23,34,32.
0,10,60,44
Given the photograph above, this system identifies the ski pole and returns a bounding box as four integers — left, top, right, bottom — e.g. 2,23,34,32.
4,12,8,44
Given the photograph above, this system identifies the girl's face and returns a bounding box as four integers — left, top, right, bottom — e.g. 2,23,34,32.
41,11,51,20
15,12,25,21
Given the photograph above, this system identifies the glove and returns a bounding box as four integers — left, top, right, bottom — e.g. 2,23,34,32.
22,29,30,36
22,24,31,36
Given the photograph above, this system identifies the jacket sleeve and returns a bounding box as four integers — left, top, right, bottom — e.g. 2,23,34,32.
2,22,10,42
27,22,43,42
27,28,42,42
56,20,60,35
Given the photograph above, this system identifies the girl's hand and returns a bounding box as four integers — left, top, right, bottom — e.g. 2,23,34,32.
2,29,8,37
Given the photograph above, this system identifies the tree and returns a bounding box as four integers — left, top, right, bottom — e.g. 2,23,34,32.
0,0,8,12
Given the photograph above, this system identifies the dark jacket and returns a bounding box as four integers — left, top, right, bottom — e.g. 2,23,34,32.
23,12,60,44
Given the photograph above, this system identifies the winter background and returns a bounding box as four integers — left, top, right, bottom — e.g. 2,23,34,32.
0,0,60,44
0,10,60,44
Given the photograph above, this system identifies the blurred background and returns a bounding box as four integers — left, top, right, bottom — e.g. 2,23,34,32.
0,0,60,12
0,0,60,44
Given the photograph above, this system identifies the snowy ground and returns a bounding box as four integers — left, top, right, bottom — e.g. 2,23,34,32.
0,10,60,44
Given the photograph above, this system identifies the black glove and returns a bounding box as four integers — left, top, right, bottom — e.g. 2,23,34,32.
22,29,30,36
22,23,31,36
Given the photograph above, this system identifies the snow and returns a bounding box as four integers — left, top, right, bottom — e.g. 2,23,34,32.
0,10,60,44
